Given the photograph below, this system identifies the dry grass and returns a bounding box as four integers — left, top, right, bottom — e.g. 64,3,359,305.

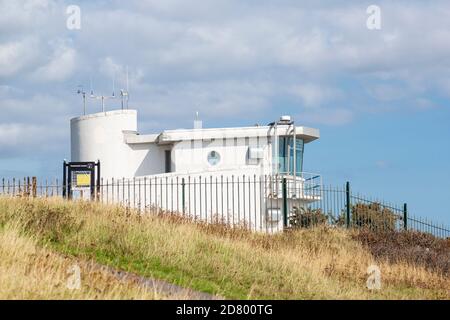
0,223,163,299
353,229,450,276
0,197,448,300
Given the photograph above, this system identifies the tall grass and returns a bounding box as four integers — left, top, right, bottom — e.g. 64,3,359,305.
0,223,161,299
0,197,448,300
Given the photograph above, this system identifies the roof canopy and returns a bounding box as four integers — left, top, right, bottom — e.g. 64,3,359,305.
126,125,320,145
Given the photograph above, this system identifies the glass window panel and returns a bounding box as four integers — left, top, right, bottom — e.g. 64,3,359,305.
273,137,304,175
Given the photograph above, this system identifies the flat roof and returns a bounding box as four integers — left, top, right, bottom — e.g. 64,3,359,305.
125,125,319,145
70,109,320,145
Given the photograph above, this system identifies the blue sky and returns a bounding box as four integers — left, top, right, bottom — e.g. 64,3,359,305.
0,0,449,224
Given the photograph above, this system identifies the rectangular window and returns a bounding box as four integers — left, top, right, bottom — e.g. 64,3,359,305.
165,150,171,173
276,137,304,175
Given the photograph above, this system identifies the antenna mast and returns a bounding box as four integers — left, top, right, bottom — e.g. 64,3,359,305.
87,73,118,113
78,67,129,115
112,71,116,97
89,76,93,95
120,65,130,110
90,93,116,113
77,85,87,115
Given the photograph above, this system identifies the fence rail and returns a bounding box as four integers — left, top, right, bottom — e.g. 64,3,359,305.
0,175,449,238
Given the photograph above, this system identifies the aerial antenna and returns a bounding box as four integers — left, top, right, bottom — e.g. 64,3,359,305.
126,65,129,92
89,75,116,113
120,65,130,110
112,71,116,97
89,76,94,96
89,92,116,113
120,89,129,110
77,85,87,115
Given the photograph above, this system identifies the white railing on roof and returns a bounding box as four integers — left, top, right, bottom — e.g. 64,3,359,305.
268,172,322,201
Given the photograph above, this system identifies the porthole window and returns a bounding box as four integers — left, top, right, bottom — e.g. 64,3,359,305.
207,151,221,166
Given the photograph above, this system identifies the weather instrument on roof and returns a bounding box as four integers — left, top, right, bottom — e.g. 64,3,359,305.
76,66,130,115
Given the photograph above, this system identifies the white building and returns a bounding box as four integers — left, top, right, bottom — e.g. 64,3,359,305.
70,109,321,232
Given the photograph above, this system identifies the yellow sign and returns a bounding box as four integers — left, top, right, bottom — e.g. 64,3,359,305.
75,173,91,187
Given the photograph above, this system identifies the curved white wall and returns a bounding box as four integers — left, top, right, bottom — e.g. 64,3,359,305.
71,110,138,179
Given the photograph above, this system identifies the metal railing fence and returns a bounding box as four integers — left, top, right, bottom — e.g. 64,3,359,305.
0,175,449,238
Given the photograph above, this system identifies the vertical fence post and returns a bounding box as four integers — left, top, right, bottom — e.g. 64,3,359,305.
96,160,101,201
282,177,288,229
55,178,59,197
346,181,351,228
62,161,67,199
32,177,37,198
181,178,186,214
403,203,408,231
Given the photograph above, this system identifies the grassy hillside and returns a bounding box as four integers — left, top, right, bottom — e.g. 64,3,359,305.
0,197,448,300
0,224,161,299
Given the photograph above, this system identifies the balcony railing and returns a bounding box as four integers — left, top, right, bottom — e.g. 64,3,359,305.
268,172,322,201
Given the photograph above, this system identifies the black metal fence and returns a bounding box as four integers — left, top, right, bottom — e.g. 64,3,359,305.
0,175,449,238
305,183,450,238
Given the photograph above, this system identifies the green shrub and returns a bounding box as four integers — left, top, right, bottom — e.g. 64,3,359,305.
289,206,328,229
350,202,398,231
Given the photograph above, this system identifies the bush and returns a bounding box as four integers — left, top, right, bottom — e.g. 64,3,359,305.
353,229,450,276
17,200,82,242
289,206,328,229
351,203,398,231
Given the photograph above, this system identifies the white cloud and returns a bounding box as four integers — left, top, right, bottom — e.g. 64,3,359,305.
300,108,354,126
0,123,57,155
1,93,69,121
0,38,38,77
366,84,407,102
289,83,342,107
31,42,77,82
1,0,450,164
135,80,274,123
0,85,23,97
375,160,389,169
414,98,435,110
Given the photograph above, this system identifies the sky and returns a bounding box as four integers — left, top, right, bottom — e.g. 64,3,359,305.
0,0,449,224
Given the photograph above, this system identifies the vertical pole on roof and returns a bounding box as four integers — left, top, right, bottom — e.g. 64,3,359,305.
282,177,288,229
83,92,86,116
403,203,408,231
346,181,351,228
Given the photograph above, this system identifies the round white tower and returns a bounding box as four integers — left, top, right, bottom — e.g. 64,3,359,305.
70,109,138,179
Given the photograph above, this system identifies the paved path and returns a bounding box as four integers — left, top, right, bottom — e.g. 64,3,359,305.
87,261,224,300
